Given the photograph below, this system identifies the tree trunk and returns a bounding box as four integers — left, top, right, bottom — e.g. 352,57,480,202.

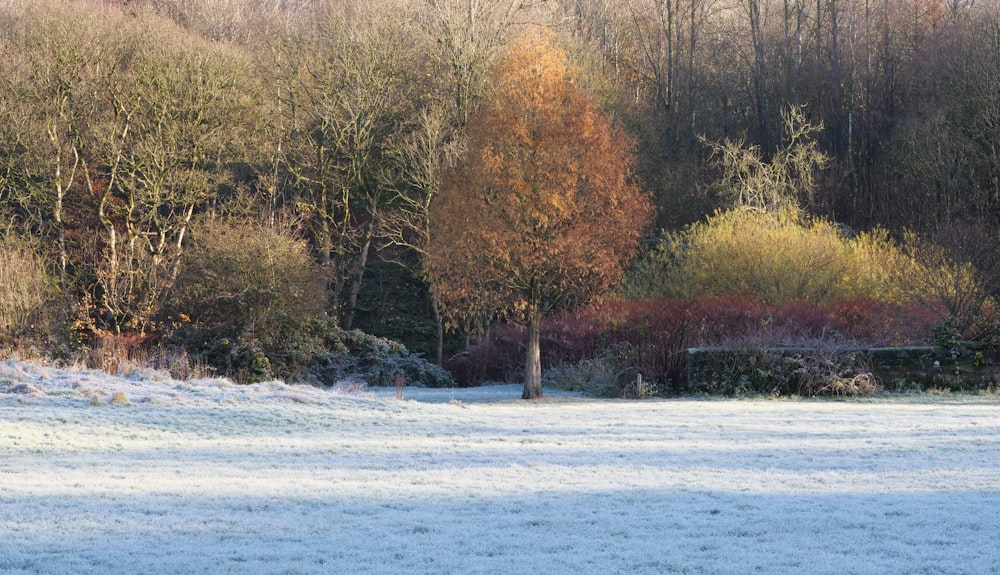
748,0,770,152
316,221,341,323
431,297,444,365
343,220,374,330
522,313,543,400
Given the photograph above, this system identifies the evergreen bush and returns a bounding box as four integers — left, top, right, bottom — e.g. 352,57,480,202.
303,322,452,388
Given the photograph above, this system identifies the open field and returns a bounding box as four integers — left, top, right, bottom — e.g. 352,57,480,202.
2,359,1000,574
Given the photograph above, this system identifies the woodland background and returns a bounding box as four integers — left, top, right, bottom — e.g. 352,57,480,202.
1,0,998,393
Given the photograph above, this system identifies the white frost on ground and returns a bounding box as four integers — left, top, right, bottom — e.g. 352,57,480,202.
1,358,1000,574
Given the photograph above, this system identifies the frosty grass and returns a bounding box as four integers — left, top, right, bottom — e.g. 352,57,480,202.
1,358,999,574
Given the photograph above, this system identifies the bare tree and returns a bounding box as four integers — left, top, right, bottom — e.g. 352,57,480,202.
379,104,464,363
704,105,829,214
271,2,413,327
417,0,548,126
0,2,115,284
83,19,255,333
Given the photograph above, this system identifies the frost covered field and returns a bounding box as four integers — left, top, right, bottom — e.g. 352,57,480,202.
2,359,1000,575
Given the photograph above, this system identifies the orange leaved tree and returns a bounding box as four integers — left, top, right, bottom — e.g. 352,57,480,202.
426,32,655,399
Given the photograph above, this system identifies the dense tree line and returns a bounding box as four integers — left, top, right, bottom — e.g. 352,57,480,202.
1,0,997,376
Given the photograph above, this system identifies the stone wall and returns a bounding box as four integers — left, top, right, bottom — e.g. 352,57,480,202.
684,345,1000,396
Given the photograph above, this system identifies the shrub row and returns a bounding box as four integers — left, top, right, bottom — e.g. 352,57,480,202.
446,296,941,393
150,219,452,387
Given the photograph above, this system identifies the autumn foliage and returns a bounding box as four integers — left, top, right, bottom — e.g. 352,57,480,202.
426,31,654,398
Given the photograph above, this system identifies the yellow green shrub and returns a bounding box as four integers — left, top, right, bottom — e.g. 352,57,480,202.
623,209,919,306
